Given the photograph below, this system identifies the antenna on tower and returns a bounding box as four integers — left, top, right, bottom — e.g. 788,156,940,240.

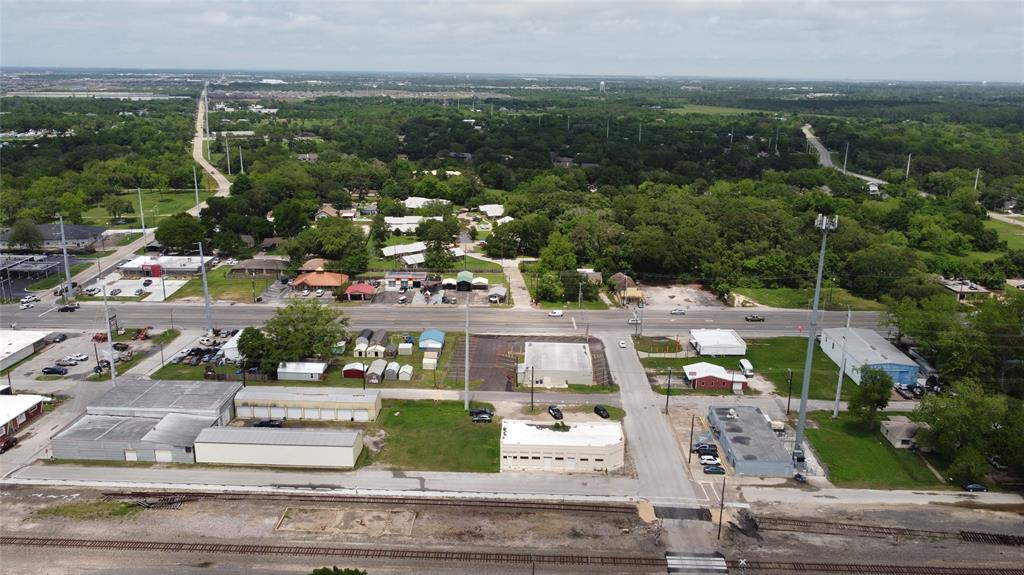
905,153,912,179
974,168,981,191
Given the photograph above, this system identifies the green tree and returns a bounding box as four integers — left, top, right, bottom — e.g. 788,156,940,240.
262,300,348,370
538,231,577,273
273,198,314,238
534,271,564,301
370,213,388,244
424,245,454,269
102,195,134,222
313,218,366,261
57,191,87,224
237,327,272,372
842,244,923,299
7,219,43,250
155,213,205,253
915,380,1008,483
847,367,892,423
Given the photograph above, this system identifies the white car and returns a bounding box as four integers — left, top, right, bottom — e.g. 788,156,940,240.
315,288,325,297
198,337,214,346
547,310,564,318
226,258,239,265
618,340,627,348
20,295,39,304
698,455,721,466
70,353,89,362
19,302,34,310
670,308,686,315
301,289,310,297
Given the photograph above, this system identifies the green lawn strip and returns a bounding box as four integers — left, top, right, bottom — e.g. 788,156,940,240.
35,375,63,381
115,232,142,246
367,399,499,473
633,335,682,353
455,255,502,272
26,263,92,291
733,287,887,311
78,250,116,259
168,266,270,302
35,500,142,520
562,404,625,421
985,219,1024,251
80,189,215,229
805,411,946,489
151,329,181,346
88,353,146,381
652,385,734,396
536,299,609,310
79,295,146,303
640,337,855,401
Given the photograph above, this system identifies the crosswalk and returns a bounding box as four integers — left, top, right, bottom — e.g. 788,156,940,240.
665,552,729,573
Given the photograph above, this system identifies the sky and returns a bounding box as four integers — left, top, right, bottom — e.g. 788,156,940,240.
2,0,1022,82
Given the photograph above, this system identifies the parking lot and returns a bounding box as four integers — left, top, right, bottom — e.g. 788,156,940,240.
89,273,188,302
638,284,723,309
452,334,613,391
4,331,105,381
374,287,492,306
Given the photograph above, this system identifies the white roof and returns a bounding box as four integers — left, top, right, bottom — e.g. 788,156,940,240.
402,253,426,266
398,364,414,374
120,255,213,272
689,329,746,348
342,362,365,371
403,196,450,209
384,215,441,226
196,427,361,447
501,420,623,448
449,247,466,258
471,277,489,285
235,386,379,404
523,342,592,374
0,394,49,428
382,241,427,257
276,362,328,375
682,362,747,383
478,204,505,218
0,329,50,365
821,327,917,367
496,216,515,225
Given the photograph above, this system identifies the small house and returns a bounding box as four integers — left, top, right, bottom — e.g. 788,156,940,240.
881,416,931,451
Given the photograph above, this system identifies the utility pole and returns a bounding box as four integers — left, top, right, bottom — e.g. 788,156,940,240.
905,153,912,179
137,188,146,240
464,295,470,410
57,213,73,304
717,476,727,540
665,368,672,413
974,168,981,191
842,142,849,174
197,242,214,335
193,164,200,207
225,137,232,176
578,282,583,309
530,366,535,412
786,368,794,415
101,284,117,385
793,214,838,465
687,415,695,463
832,307,852,418
239,146,245,174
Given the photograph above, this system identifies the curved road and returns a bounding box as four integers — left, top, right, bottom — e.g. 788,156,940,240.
187,84,231,216
802,124,887,186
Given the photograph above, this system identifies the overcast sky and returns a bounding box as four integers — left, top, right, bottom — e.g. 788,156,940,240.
2,0,1021,82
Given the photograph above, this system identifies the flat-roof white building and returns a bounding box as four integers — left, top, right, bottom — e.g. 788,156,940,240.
277,362,328,381
0,329,51,371
518,342,594,388
478,204,505,218
87,379,241,425
118,255,214,277
403,196,450,210
1,393,49,435
689,329,747,356
500,420,624,472
194,427,363,469
234,387,381,422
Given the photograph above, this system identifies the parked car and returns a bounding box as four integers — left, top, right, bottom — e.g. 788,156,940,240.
547,310,564,317
744,314,765,322
142,279,153,287
594,405,610,419
698,455,721,466
988,455,1008,471
56,359,77,367
51,333,67,343
70,353,88,362
85,288,100,295
895,385,915,400
133,288,145,296
469,408,493,417
963,483,988,493
301,289,310,297
199,337,214,346
702,465,726,475
670,308,686,315
41,366,67,375
19,295,39,304
254,420,283,428
0,435,18,454
110,288,122,296
315,288,325,297
691,443,718,453
547,405,564,420
471,413,493,423
627,317,640,325
19,302,34,310
618,340,626,348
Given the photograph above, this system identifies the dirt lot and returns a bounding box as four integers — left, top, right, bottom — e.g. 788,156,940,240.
0,486,664,555
451,335,613,391
639,284,723,309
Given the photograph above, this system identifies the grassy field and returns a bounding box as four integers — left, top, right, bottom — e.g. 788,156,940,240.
667,104,773,116
168,266,271,302
806,411,945,489
733,287,887,311
633,335,682,353
78,250,116,259
652,385,748,396
640,337,856,401
80,189,215,229
35,500,142,520
26,262,92,291
368,399,500,472
115,232,142,246
986,219,1024,251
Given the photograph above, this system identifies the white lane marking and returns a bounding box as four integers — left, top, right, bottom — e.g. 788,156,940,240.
572,317,577,330
38,307,56,317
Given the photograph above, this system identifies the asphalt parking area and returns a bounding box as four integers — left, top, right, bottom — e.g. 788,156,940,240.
454,334,612,391
92,273,188,302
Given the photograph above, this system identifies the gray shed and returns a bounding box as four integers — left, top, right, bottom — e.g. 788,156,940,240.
384,361,400,380
51,412,215,463
384,343,398,358
355,329,373,347
366,359,387,385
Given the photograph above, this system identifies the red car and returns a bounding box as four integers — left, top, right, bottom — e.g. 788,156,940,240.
0,436,18,454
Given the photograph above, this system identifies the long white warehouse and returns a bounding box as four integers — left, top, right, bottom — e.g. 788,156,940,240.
194,427,363,469
500,419,624,473
233,387,381,422
689,329,747,356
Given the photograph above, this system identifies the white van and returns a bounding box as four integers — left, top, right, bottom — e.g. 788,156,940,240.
739,359,754,377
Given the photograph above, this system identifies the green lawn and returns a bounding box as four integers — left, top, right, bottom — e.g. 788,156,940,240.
78,250,116,259
368,399,500,472
640,336,856,401
986,219,1024,251
652,385,746,396
115,232,142,246
733,287,887,311
806,412,946,489
81,189,215,229
633,335,682,353
26,262,92,291
168,266,271,302
151,329,181,346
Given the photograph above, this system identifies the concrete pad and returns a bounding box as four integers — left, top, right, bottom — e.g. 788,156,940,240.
93,273,187,302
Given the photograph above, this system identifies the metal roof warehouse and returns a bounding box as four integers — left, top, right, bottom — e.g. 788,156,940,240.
707,405,793,477
86,379,241,425
194,427,363,469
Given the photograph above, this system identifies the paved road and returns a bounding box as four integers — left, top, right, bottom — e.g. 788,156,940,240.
802,124,887,186
188,84,231,216
989,211,1024,229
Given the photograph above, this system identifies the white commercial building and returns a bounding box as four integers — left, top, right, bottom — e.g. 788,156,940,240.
86,379,241,426
194,427,363,469
0,329,51,371
277,362,328,381
689,329,747,356
384,215,441,233
1,393,49,435
518,342,594,388
234,387,381,422
118,255,214,276
381,241,427,258
500,420,624,472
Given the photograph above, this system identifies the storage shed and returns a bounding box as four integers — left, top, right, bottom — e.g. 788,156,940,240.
419,329,445,350
384,361,400,380
353,342,369,358
456,271,473,291
708,405,793,477
819,327,918,386
234,387,381,422
194,427,363,469
342,362,366,379
682,362,748,392
366,359,387,385
488,286,508,303
367,330,389,358
51,412,215,463
398,364,414,381
355,329,373,347
277,362,328,382
441,277,457,289
398,342,413,356
689,329,747,356
471,277,489,290
500,420,624,472
86,379,241,425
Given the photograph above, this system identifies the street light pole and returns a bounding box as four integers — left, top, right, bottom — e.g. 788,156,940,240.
793,214,838,465
832,307,853,418
101,284,117,385
197,242,214,335
464,293,470,411
57,213,73,303
137,188,146,240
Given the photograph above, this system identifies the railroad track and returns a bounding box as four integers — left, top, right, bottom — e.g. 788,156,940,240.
727,561,1024,574
103,490,640,515
756,517,1022,546
0,537,666,568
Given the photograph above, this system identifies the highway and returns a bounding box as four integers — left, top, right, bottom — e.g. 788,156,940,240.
802,123,887,186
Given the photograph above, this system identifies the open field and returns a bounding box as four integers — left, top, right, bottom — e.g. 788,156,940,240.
640,336,856,400
632,335,682,353
35,500,142,520
734,287,887,311
168,266,271,302
806,411,946,489
81,189,215,229
986,219,1024,250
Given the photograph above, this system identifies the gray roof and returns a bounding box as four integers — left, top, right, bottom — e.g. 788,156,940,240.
821,327,917,367
0,223,105,242
488,286,508,296
709,405,790,464
140,413,217,445
369,330,389,345
55,415,159,442
195,427,361,447
87,379,242,416
367,359,387,375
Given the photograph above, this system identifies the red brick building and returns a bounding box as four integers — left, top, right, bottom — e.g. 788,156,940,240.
683,362,748,392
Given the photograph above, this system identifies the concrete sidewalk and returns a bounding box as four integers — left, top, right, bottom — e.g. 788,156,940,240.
741,485,1024,507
